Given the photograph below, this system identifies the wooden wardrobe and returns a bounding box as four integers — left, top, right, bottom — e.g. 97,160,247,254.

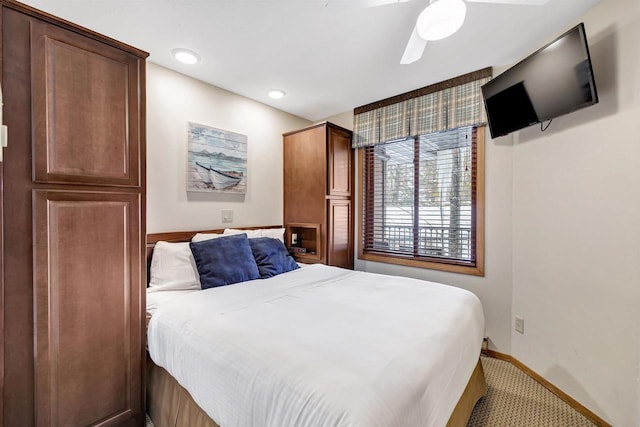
283,122,354,269
0,1,148,426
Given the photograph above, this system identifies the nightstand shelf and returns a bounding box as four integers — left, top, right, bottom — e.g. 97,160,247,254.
286,223,322,263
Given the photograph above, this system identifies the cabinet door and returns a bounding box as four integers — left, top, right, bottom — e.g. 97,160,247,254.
33,190,144,427
327,199,353,269
31,20,143,187
327,126,352,197
283,126,327,225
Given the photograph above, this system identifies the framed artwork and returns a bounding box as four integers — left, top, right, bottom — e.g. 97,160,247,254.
187,122,247,193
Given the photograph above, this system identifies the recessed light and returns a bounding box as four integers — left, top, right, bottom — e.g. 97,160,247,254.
267,89,286,99
172,48,200,65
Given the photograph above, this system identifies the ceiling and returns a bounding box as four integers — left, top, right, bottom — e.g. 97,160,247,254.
22,0,600,121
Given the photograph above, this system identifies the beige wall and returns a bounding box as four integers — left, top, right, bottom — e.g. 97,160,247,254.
511,0,640,425
146,63,311,233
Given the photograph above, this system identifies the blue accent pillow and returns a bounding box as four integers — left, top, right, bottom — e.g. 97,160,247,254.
189,233,260,289
249,237,300,278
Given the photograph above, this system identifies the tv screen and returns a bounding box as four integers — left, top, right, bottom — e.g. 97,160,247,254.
481,23,598,138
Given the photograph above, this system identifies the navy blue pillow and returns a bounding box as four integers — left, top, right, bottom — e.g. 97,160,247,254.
249,237,300,278
189,233,260,289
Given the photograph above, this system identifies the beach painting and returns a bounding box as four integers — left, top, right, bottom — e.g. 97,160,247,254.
187,122,247,193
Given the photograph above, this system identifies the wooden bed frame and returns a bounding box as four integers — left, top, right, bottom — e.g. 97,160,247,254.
145,227,487,427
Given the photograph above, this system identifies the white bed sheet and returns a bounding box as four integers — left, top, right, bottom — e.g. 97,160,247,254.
147,264,484,427
146,289,197,315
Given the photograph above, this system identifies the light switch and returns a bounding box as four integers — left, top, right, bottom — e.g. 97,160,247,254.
221,209,233,223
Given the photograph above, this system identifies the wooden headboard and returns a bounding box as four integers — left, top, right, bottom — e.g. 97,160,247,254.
146,225,283,284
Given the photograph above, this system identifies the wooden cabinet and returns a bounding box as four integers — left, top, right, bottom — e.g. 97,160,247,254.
31,19,143,187
0,3,147,426
283,122,354,269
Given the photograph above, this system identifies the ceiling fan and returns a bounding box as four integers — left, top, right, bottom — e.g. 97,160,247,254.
394,0,551,64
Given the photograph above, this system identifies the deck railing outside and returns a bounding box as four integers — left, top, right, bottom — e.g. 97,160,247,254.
373,225,472,259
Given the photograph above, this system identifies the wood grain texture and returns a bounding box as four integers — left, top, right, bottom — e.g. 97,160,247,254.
286,223,322,264
1,3,147,425
327,199,353,269
2,8,37,424
33,191,143,426
327,126,352,197
31,19,142,187
283,122,354,269
283,125,327,227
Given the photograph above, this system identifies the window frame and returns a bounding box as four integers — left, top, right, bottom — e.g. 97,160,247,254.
357,126,485,276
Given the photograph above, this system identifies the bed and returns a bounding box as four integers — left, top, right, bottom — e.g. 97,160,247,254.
145,227,487,427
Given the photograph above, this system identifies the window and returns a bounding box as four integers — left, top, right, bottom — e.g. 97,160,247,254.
353,68,490,275
359,125,484,275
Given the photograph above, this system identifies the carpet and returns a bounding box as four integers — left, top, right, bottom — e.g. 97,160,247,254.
467,356,595,426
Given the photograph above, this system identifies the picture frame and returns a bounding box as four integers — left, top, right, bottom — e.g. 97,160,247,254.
186,122,247,193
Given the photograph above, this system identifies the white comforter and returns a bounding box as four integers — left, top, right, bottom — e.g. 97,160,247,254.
147,264,485,427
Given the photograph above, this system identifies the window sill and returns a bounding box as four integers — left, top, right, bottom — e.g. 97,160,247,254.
358,251,484,277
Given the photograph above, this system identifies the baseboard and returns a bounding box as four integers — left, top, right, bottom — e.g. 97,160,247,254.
485,350,611,427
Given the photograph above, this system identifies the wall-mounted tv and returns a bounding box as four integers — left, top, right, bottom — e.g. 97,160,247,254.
481,23,598,139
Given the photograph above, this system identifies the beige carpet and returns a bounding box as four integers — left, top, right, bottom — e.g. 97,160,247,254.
468,356,595,427
145,356,596,427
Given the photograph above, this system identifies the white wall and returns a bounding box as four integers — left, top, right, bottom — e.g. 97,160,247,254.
146,63,311,233
511,0,640,425
322,112,515,355
322,111,353,131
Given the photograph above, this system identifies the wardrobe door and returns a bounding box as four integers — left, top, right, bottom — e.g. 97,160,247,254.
30,20,142,187
327,126,352,197
33,190,143,427
327,199,353,269
283,125,327,226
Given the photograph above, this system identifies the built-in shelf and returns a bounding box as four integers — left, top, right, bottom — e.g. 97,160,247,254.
286,223,321,263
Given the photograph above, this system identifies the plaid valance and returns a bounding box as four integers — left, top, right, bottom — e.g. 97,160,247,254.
352,68,492,148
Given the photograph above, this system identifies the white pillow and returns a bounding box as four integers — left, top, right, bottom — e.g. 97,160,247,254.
223,228,285,243
191,232,224,242
148,241,201,292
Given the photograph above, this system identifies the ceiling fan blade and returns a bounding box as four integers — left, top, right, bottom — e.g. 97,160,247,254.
400,26,428,65
466,0,550,4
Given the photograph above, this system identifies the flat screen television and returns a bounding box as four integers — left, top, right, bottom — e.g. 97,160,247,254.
481,23,598,138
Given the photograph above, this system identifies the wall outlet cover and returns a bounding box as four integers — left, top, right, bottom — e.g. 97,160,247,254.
515,316,525,334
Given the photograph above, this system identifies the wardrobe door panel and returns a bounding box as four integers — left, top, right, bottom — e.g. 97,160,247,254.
33,190,143,427
327,126,352,197
31,20,141,187
283,125,327,225
327,199,353,269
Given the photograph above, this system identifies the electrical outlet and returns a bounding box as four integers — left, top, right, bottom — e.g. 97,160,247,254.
221,209,233,223
515,316,525,334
